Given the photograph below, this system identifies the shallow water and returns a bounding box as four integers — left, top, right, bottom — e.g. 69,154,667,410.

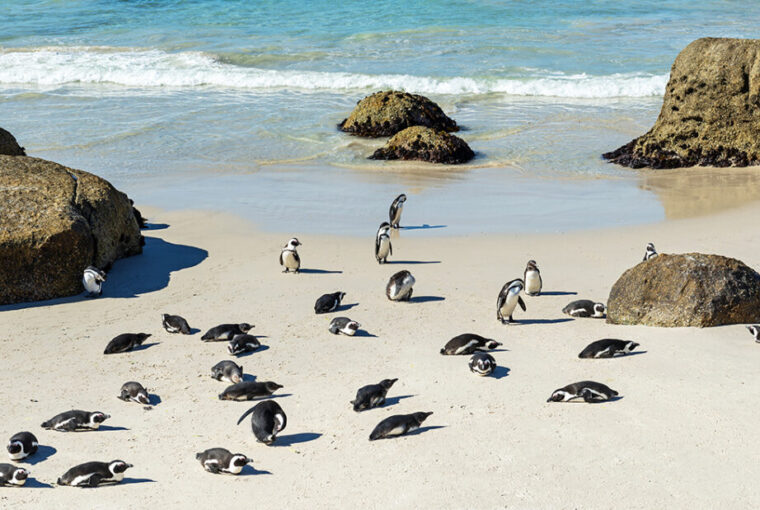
2,1,759,235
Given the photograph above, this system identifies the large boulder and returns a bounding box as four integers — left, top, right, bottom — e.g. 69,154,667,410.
0,156,142,304
607,253,760,327
0,127,25,156
338,90,458,137
604,38,760,168
369,126,474,164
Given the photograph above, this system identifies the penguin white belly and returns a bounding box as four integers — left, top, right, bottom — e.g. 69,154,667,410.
71,474,96,487
525,271,541,294
9,451,25,461
500,294,519,316
107,472,124,482
282,251,299,270
391,282,411,299
226,464,243,475
392,205,403,225
82,274,100,294
377,237,390,259
388,425,407,437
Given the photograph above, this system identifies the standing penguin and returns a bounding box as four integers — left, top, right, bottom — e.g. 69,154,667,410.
369,412,433,441
211,360,244,384
103,333,152,354
375,222,392,264
280,238,302,273
57,460,132,487
82,266,107,297
237,400,287,445
496,279,526,324
547,381,618,403
196,448,252,475
0,464,29,486
386,270,415,301
747,325,760,343
314,292,346,314
7,432,38,461
643,242,658,261
523,260,542,296
117,381,151,406
389,194,407,229
351,379,397,412
161,314,191,334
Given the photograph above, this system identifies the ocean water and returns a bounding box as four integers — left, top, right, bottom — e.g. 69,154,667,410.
2,0,760,235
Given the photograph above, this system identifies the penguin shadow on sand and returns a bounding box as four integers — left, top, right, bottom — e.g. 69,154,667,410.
404,425,446,437
129,342,161,353
238,465,273,476
233,344,270,358
490,366,510,379
110,478,157,486
394,224,447,231
383,395,415,407
352,329,378,338
22,445,57,465
298,268,343,275
538,291,578,296
335,302,359,313
514,318,573,326
22,478,54,488
147,393,162,406
95,425,130,432
408,295,445,304
273,432,322,447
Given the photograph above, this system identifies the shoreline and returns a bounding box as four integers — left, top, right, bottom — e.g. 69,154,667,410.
2,199,760,508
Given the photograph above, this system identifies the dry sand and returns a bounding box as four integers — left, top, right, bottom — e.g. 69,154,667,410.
1,201,760,509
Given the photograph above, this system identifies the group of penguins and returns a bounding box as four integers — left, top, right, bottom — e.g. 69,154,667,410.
4,199,760,489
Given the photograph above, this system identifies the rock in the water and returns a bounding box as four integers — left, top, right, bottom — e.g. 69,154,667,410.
604,38,760,168
0,156,143,304
338,90,458,137
607,253,760,327
369,126,474,164
0,127,25,156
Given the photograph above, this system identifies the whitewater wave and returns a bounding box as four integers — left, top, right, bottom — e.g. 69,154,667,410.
0,46,667,98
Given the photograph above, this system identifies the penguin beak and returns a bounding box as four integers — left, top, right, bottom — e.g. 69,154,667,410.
126,464,134,468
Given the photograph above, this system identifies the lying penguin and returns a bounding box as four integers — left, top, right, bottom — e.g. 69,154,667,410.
57,460,132,487
351,379,397,412
218,381,282,401
103,333,151,354
161,314,192,334
468,353,496,376
578,339,639,359
0,464,29,486
440,334,501,355
7,432,38,461
196,448,252,475
41,410,110,432
201,323,253,342
237,400,287,445
547,381,618,403
118,381,151,406
211,360,244,384
369,412,433,441
329,317,361,336
562,300,606,318
228,334,261,356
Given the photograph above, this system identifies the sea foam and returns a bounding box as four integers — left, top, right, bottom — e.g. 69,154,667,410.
0,46,667,98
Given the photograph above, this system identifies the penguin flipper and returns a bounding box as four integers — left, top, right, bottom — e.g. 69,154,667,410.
236,406,257,426
518,296,526,311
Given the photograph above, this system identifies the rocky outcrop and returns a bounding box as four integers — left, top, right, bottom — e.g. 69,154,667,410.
604,38,760,168
0,156,143,304
369,126,474,164
607,253,760,327
338,90,458,137
0,127,25,156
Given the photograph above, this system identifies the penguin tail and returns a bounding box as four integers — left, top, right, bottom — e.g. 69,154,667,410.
236,406,256,426
57,478,64,485
439,348,447,355
195,453,202,460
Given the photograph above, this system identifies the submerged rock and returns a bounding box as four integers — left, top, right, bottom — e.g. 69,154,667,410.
604,38,760,168
0,127,25,156
338,90,458,137
370,126,474,164
607,253,760,327
0,156,143,304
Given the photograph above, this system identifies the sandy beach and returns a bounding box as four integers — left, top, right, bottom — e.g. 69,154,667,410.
2,198,759,509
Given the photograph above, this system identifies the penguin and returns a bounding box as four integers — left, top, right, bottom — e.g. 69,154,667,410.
201,323,253,342
547,381,618,403
7,432,38,461
237,400,287,445
161,314,191,334
440,333,502,355
746,325,760,343
103,333,152,354
643,242,658,261
468,352,496,376
523,260,542,296
369,412,433,441
314,292,345,314
211,360,245,384
118,381,151,406
57,460,132,487
41,410,110,432
82,266,107,296
562,300,606,318
578,339,640,359
196,448,252,475
389,194,407,229
386,270,415,301
496,278,526,324
375,222,392,264
228,334,261,356
218,381,283,401
329,317,361,336
0,464,29,486
351,379,397,412
280,238,302,273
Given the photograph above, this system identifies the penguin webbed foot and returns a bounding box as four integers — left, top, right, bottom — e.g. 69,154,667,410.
87,474,103,488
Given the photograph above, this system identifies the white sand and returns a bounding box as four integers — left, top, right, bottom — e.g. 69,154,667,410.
2,202,760,509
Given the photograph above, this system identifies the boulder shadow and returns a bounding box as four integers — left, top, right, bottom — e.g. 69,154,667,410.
105,236,208,299
405,425,446,437
274,432,322,447
144,223,169,230
384,395,415,406
24,445,57,465
491,366,510,379
515,318,574,325
408,296,445,304
23,478,54,488
299,269,343,274
539,291,578,296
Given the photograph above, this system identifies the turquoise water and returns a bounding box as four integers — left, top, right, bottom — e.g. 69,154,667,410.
2,1,759,234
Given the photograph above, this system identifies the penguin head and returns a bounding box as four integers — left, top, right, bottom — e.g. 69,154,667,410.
396,194,407,203
238,323,254,333
378,222,391,235
336,292,346,302
265,382,283,392
413,412,433,424
286,238,301,249
91,412,110,424
231,454,252,468
380,378,398,389
747,325,760,340
646,242,656,251
11,468,29,485
593,303,606,317
547,390,572,402
7,441,22,455
136,333,152,344
109,461,133,475
626,341,640,352
526,260,538,271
